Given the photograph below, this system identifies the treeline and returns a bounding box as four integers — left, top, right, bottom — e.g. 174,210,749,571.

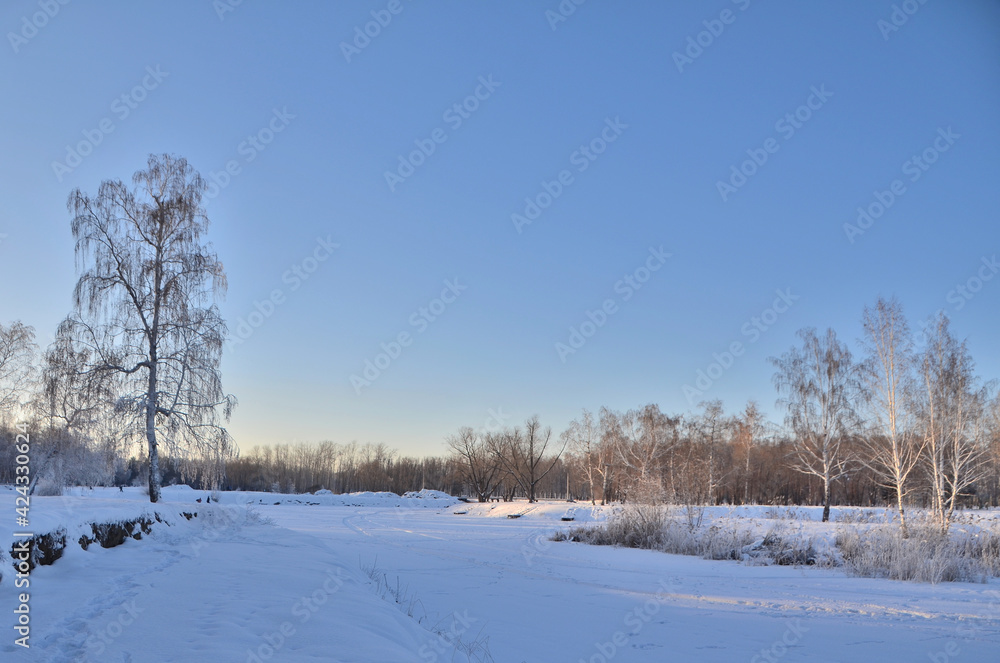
444,404,997,509
222,442,454,495
445,299,1000,537
9,411,992,515
2,298,998,529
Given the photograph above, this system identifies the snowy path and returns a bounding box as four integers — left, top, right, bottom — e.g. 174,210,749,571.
263,506,1000,663
2,504,434,663
4,490,999,663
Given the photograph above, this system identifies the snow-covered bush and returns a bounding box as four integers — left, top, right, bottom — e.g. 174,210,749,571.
34,478,64,496
760,506,810,521
556,505,824,566
585,504,670,549
834,509,887,525
836,522,1000,583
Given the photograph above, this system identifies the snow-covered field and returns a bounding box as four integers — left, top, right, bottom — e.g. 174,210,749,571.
2,487,999,662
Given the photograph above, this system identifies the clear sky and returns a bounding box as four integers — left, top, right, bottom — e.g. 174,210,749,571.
1,1,998,457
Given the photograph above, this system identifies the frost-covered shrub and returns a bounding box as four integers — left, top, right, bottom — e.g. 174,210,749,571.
34,478,64,496
761,507,809,522
745,530,823,566
563,504,669,549
695,521,757,560
242,504,276,526
836,523,1000,583
834,509,886,525
557,506,822,567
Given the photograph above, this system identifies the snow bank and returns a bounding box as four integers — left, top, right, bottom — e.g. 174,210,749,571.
0,486,206,576
6,484,462,509
0,489,448,661
401,489,453,500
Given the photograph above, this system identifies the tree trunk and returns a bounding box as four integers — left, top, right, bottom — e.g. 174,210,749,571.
743,451,751,505
707,444,714,506
896,490,909,538
146,356,162,503
821,475,831,523
588,471,596,506
146,417,161,502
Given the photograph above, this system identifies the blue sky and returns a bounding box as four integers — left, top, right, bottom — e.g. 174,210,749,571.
1,1,998,456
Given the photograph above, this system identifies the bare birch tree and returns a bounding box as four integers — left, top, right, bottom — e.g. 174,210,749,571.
733,400,766,505
990,393,1000,502
562,409,603,505
987,392,1000,504
771,328,859,522
604,405,677,504
859,296,923,537
0,321,38,420
37,323,113,434
694,400,728,505
918,313,990,533
65,154,236,502
22,325,119,494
